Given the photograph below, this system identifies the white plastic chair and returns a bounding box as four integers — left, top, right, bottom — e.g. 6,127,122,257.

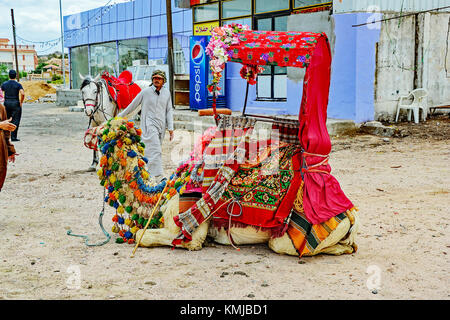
395,88,428,124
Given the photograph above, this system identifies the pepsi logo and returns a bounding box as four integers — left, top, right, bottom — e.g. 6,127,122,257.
191,42,204,65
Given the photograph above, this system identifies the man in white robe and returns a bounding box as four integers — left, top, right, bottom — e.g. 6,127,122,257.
117,70,174,181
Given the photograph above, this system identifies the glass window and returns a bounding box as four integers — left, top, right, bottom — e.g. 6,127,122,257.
254,0,289,14
256,17,271,31
274,15,288,31
118,38,148,73
193,3,219,23
273,74,287,98
89,42,117,77
222,0,251,19
294,0,330,9
70,45,89,89
257,75,271,99
222,17,252,29
173,38,186,75
255,15,288,100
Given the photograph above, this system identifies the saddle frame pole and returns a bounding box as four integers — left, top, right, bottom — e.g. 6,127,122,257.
130,182,170,258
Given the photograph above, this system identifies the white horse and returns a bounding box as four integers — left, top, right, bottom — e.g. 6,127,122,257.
79,73,151,170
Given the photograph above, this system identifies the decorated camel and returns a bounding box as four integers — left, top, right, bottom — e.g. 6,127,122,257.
93,25,360,257
96,117,359,257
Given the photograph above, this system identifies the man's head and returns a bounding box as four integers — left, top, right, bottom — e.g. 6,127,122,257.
8,70,16,80
151,70,166,90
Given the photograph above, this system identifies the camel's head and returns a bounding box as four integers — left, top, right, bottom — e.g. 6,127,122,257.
96,117,171,243
79,73,101,117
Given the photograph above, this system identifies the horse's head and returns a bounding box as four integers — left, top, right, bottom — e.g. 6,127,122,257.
80,73,101,117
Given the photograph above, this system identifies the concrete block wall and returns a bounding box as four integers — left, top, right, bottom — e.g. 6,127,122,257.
375,12,450,121
56,89,82,107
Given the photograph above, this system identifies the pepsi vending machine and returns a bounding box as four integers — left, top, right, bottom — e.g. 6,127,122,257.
189,35,227,110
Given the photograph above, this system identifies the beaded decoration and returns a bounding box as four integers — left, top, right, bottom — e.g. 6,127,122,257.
96,118,216,244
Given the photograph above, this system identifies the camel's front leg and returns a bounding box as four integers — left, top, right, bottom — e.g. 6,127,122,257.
136,227,182,247
135,194,209,251
136,222,208,251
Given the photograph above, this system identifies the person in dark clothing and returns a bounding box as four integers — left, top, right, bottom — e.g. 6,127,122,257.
0,103,16,191
1,70,24,141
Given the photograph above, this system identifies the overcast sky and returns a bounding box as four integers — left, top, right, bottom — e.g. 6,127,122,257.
0,0,130,55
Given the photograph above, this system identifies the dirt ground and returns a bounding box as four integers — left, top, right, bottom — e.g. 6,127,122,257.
0,103,448,300
20,81,56,102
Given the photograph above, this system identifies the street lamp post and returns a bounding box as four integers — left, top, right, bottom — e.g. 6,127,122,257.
59,0,65,87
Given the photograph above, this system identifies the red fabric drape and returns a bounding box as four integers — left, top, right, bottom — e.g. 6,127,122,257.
299,36,354,225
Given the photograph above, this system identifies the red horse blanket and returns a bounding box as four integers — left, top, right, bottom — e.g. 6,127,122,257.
101,71,142,110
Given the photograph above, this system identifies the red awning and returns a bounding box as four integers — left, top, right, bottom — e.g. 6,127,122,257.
227,30,325,68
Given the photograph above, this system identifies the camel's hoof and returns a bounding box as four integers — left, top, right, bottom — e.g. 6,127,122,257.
87,166,96,172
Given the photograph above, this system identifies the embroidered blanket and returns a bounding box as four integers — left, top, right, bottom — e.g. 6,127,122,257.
101,70,142,110
172,138,303,245
211,143,302,234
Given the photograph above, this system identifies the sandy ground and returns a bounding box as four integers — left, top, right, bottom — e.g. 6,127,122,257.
20,81,57,102
0,103,448,300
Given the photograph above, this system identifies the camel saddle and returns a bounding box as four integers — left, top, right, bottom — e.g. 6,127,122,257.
101,70,141,112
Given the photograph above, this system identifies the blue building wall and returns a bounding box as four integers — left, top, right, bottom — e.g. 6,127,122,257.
225,12,380,122
328,13,380,123
224,66,304,116
64,0,192,69
64,2,379,123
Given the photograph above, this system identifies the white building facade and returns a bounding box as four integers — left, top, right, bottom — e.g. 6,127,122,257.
0,38,38,72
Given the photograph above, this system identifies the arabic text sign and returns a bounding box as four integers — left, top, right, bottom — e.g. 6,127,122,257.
193,21,220,36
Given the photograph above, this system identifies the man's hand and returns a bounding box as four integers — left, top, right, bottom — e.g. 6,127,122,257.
8,154,17,163
169,130,174,141
19,89,25,107
0,118,16,132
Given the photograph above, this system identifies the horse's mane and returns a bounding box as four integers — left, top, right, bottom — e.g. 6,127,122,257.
80,76,94,90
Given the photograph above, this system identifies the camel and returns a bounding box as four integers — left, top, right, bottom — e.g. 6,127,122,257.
79,73,151,170
98,117,359,257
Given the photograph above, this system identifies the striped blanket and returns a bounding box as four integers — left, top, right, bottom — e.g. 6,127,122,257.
172,116,256,245
201,116,256,192
287,184,358,257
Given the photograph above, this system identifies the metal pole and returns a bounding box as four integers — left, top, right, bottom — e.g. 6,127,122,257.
11,9,20,82
165,0,174,103
242,82,249,116
59,0,66,87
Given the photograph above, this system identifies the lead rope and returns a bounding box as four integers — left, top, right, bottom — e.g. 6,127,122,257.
301,151,330,175
67,187,111,246
226,196,243,251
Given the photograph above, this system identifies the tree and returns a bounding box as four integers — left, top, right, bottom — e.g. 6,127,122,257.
0,64,9,85
0,64,7,75
33,62,48,74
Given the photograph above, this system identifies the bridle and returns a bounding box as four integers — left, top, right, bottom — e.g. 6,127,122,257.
81,78,114,128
